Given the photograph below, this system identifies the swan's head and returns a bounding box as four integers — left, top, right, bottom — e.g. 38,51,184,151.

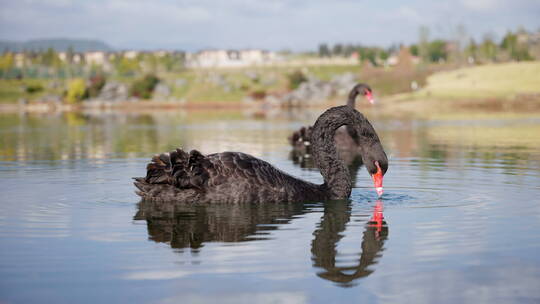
363,87,374,105
364,154,388,197
351,83,375,104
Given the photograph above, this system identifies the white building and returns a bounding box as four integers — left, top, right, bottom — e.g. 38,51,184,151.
14,53,25,68
84,51,107,65
123,50,139,59
186,49,278,68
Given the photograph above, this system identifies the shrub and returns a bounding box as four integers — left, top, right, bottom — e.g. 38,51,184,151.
87,74,106,98
130,74,160,99
65,78,87,104
250,89,266,100
239,84,250,91
25,83,44,94
287,70,307,90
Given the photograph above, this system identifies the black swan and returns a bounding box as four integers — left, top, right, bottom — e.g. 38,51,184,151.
288,83,374,160
133,105,387,203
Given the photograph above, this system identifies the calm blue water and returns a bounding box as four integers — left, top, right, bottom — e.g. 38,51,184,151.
1,110,540,303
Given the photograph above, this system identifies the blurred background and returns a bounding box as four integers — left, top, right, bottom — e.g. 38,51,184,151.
1,0,540,160
0,0,539,113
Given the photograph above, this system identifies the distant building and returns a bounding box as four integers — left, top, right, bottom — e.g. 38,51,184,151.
386,55,399,66
72,53,82,64
153,50,173,57
84,51,107,65
239,49,276,64
185,49,278,68
188,49,238,68
58,52,67,62
528,31,540,45
57,51,83,64
385,47,419,67
14,53,25,68
123,50,139,59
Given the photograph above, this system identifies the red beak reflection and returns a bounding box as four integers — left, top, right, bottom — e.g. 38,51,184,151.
371,161,384,197
368,200,385,234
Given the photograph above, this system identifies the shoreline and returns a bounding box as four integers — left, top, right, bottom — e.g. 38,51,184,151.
2,95,540,118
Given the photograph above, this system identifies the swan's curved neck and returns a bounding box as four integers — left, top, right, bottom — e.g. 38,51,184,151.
346,89,360,108
311,106,364,199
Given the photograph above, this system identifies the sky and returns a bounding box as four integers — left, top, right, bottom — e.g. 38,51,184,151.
1,0,539,51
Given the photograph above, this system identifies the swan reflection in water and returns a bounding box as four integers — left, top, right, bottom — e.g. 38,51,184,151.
133,200,307,251
133,199,388,286
288,125,388,287
311,200,387,287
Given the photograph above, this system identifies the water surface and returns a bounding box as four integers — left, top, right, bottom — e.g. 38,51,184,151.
1,109,540,303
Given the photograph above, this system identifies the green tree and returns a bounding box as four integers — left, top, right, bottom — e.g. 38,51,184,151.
115,56,139,76
409,44,419,56
343,44,355,57
427,40,447,62
501,30,533,61
479,34,498,62
360,48,377,66
454,24,468,63
379,50,389,61
465,38,478,61
500,31,517,51
158,53,184,72
0,52,14,70
318,43,331,57
66,46,75,64
332,43,343,56
0,52,15,78
142,53,159,73
41,48,61,67
418,26,430,63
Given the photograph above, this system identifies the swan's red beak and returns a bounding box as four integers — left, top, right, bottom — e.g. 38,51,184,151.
371,161,384,197
365,90,375,104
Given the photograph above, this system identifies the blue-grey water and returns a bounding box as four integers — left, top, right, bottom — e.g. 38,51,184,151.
1,109,540,304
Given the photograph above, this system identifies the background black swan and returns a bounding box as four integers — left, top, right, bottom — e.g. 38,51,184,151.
134,105,387,203
288,83,374,162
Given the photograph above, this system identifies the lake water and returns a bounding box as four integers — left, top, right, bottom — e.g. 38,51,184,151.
1,108,540,304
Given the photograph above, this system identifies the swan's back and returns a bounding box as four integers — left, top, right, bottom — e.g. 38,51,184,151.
134,148,322,203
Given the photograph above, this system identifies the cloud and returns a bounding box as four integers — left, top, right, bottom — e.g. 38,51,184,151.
158,291,307,304
123,269,191,280
395,6,422,22
1,0,539,50
459,0,501,11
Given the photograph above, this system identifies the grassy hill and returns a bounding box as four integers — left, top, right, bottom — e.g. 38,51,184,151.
412,62,540,99
384,61,540,115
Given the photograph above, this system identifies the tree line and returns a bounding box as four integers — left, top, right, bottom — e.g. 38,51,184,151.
317,27,538,65
0,47,186,79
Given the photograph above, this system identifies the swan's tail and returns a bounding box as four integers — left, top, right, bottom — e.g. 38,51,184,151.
134,148,210,198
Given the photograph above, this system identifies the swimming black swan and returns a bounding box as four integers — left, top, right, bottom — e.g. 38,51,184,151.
288,83,374,157
133,105,387,203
